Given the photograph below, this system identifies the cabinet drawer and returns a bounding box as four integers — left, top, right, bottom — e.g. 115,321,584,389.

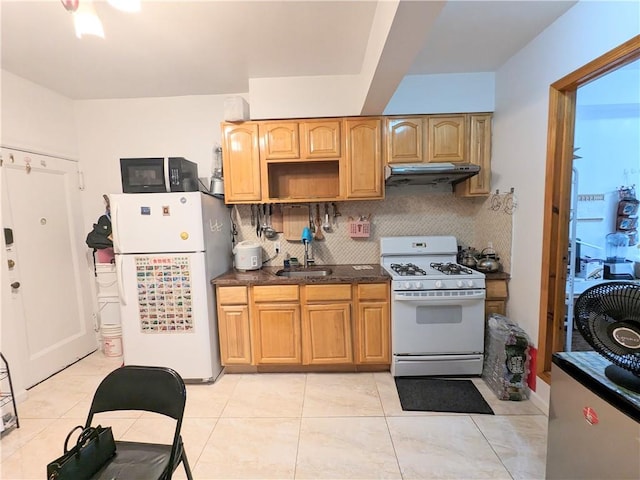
486,280,508,299
217,286,248,305
357,283,388,301
253,285,299,302
305,284,352,302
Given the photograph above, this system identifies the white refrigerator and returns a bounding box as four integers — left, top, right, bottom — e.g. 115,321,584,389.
110,192,232,382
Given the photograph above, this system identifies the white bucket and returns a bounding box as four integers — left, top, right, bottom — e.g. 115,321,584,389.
96,264,117,297
101,324,123,357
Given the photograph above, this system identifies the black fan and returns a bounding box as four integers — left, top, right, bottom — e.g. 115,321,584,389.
574,281,640,392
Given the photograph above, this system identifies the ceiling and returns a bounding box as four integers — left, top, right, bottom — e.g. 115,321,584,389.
1,1,576,102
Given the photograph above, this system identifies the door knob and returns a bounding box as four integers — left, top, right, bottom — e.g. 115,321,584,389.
10,282,20,289
7,259,15,269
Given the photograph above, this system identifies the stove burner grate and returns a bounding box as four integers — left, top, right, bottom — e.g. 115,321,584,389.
390,263,427,276
430,262,474,275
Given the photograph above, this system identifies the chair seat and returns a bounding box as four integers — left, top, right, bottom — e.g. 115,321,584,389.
93,441,173,479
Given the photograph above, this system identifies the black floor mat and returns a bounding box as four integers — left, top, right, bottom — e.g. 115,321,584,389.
394,377,494,414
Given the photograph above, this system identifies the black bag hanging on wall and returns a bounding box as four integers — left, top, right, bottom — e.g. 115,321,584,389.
46,425,116,480
85,215,113,250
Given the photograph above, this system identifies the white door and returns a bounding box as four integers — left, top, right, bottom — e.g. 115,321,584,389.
1,148,96,388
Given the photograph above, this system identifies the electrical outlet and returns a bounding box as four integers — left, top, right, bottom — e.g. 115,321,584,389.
274,241,281,253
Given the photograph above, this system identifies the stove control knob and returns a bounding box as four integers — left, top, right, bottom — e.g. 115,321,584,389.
403,282,413,290
414,281,423,289
466,280,475,287
456,280,464,288
435,280,443,289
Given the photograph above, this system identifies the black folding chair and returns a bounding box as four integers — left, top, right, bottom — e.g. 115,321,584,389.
86,365,193,479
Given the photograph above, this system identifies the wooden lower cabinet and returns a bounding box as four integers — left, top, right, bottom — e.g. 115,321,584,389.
217,286,252,365
218,305,251,365
355,284,390,364
216,282,390,368
485,278,509,319
302,303,352,364
252,303,302,364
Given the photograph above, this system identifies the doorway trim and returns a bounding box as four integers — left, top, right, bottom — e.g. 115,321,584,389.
537,35,640,384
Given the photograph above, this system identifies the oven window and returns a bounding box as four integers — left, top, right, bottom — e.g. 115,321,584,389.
416,305,463,325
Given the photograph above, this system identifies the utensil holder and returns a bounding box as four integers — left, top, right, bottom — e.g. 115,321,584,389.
348,219,370,238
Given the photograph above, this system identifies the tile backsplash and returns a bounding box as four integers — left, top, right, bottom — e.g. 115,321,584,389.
231,186,513,272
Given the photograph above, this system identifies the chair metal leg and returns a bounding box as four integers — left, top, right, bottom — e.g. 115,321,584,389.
181,450,194,480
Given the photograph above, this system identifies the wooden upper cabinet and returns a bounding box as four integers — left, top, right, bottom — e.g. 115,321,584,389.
386,117,424,164
302,120,341,159
221,122,261,203
427,115,466,163
455,114,492,197
345,117,383,199
259,122,300,160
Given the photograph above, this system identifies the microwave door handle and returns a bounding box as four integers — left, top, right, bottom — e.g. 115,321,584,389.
164,158,171,192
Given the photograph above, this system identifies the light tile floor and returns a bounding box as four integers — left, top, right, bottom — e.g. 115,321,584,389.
1,352,548,479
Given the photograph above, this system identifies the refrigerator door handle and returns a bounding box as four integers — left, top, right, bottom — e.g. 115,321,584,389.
112,201,121,254
116,254,127,305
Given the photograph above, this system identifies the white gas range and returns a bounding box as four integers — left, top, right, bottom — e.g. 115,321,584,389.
380,236,486,377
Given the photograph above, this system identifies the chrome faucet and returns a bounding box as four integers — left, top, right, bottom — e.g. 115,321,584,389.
301,227,314,268
303,240,312,268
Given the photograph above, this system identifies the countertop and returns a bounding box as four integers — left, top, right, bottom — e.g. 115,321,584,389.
211,264,391,286
483,271,510,280
552,352,640,423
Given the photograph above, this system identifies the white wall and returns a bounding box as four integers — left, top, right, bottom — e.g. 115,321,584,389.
384,73,495,114
492,0,640,403
0,70,78,159
74,94,245,225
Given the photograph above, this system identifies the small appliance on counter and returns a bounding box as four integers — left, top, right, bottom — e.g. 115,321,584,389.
233,241,262,271
603,232,634,279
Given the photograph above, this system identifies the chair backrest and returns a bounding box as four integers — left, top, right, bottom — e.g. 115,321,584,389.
86,365,186,422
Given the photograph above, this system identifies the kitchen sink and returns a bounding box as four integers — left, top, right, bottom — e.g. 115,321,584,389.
275,268,333,278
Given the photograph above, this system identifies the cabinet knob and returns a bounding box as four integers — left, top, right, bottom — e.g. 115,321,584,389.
7,259,15,269
10,282,20,289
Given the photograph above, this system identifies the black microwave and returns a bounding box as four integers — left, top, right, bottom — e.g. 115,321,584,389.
120,157,199,193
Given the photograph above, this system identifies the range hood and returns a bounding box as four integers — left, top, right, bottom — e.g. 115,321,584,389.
385,162,480,187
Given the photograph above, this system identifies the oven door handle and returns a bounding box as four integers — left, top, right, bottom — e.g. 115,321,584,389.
394,293,485,304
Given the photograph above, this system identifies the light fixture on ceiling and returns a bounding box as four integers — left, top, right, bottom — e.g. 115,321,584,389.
61,0,140,39
74,1,105,38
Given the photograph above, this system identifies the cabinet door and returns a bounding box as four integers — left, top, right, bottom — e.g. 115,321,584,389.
218,305,251,365
456,114,492,197
302,303,352,365
345,118,383,199
260,122,300,160
485,300,506,319
355,301,390,364
252,303,301,364
427,115,466,163
386,117,424,164
222,123,261,202
302,120,341,159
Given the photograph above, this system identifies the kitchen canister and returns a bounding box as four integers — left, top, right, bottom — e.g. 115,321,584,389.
101,324,123,357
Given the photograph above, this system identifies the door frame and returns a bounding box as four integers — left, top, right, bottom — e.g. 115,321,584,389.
537,35,640,383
